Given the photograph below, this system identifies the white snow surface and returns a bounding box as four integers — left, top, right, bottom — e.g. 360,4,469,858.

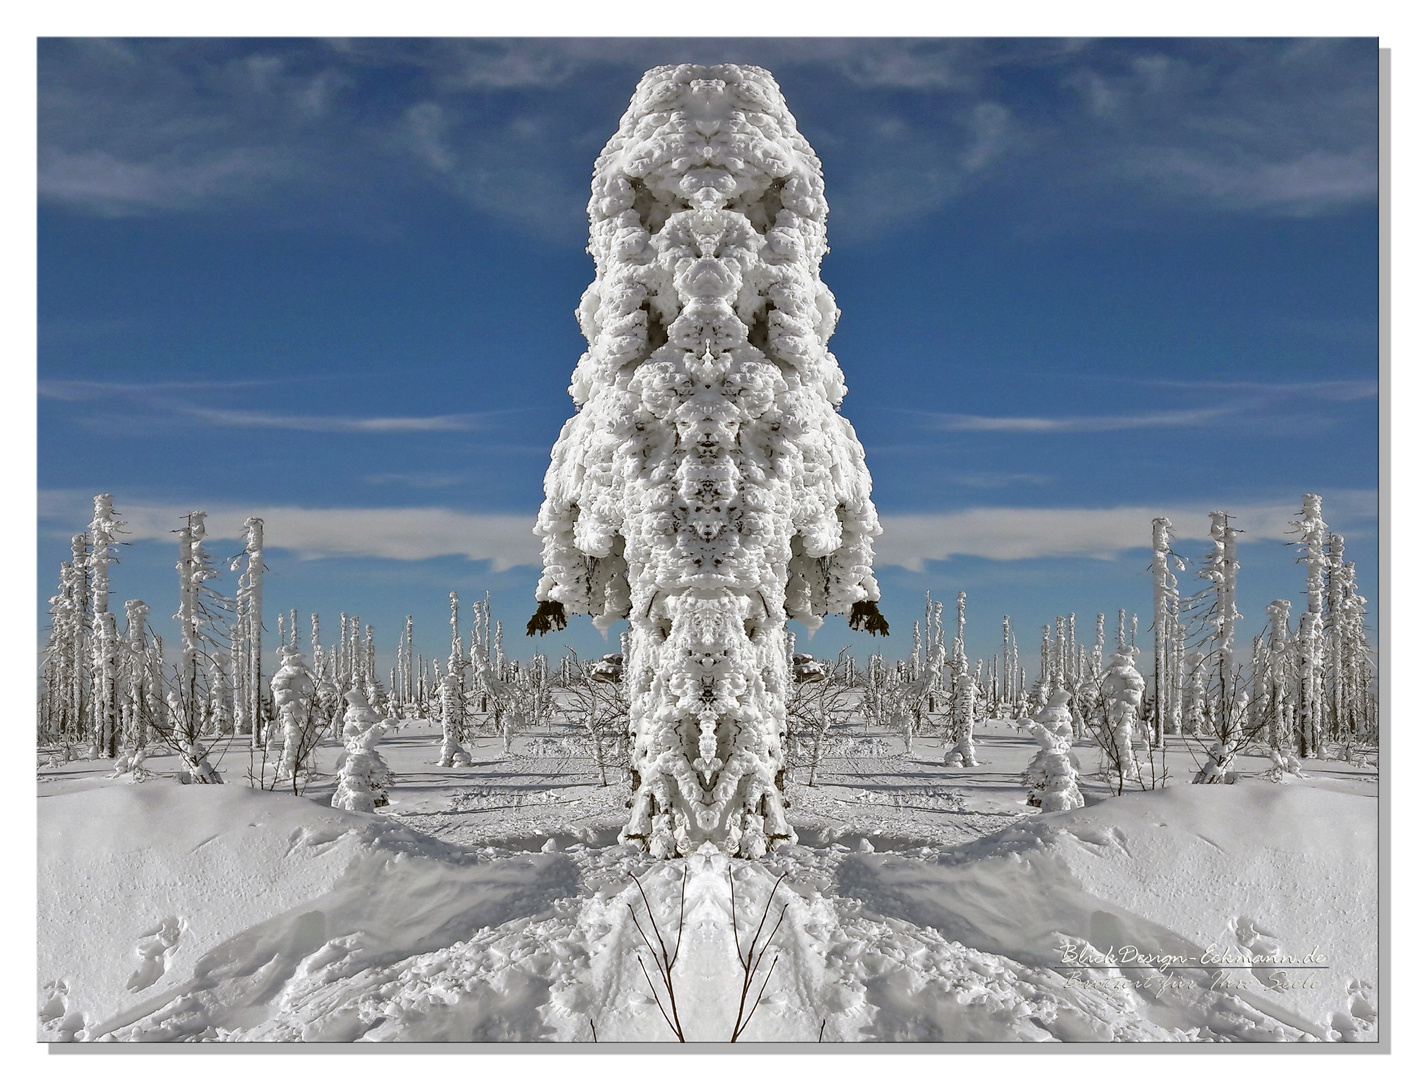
37,723,1377,1043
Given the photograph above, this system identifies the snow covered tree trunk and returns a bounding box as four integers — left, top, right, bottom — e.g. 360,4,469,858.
236,518,265,740
121,599,151,749
1292,494,1327,757
69,533,91,744
175,521,199,731
1256,599,1294,748
43,541,93,745
1039,625,1052,699
88,495,125,757
1149,516,1181,748
530,65,885,859
947,671,978,767
1001,615,1013,711
170,515,223,784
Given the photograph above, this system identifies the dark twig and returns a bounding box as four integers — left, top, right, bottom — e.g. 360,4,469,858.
729,868,790,1042
626,866,688,1041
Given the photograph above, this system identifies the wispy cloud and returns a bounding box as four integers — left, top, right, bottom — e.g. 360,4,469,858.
38,146,295,217
39,378,279,401
926,407,1230,434
1137,378,1378,401
37,38,1377,239
179,407,489,433
40,380,504,434
365,472,465,489
876,490,1377,570
39,488,1377,576
38,492,540,572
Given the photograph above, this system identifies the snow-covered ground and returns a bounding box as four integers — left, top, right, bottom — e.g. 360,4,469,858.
37,715,1378,1042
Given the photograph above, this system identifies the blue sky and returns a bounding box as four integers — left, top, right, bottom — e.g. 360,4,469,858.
37,37,1380,676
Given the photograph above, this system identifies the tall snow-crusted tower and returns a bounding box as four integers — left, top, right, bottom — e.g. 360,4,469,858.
531,64,886,858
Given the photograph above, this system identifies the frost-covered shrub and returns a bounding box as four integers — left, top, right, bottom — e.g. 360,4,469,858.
108,744,151,784
437,668,470,768
531,65,885,858
1098,647,1144,784
1025,690,1084,812
945,670,978,767
270,646,317,786
332,689,392,813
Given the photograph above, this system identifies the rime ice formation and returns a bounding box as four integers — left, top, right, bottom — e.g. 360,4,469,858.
332,689,392,813
531,64,886,858
271,646,316,782
1100,647,1145,783
1025,689,1084,812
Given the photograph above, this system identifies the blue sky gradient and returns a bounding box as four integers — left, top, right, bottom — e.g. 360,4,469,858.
38,38,1380,675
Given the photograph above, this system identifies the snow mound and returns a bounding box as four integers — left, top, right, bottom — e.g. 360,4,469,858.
835,782,1376,1041
39,783,578,1041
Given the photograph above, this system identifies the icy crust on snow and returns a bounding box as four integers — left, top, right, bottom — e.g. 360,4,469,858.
835,782,1377,1041
534,64,882,858
38,783,578,1042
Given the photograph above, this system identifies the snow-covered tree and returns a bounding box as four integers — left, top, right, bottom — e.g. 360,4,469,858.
1252,599,1295,749
1324,533,1375,744
1024,689,1084,812
231,517,266,740
947,669,978,767
943,592,978,766
1098,643,1144,789
208,653,233,736
1181,651,1207,736
438,592,470,767
88,495,126,757
270,645,318,791
1291,494,1327,756
332,688,392,812
163,511,226,784
1148,516,1185,743
41,536,91,745
529,65,886,858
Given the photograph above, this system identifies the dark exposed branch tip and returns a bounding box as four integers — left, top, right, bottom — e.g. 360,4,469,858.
849,600,890,637
526,600,568,637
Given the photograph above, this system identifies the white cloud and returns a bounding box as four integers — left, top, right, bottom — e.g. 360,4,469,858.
38,146,292,216
37,39,1376,238
39,383,500,434
928,408,1231,433
876,492,1377,570
1139,378,1378,401
179,407,488,433
39,379,278,401
39,490,1376,575
39,494,540,572
1127,146,1378,216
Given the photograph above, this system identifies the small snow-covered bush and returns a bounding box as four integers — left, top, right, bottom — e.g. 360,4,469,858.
332,689,392,813
1025,690,1084,813
1098,647,1144,787
270,646,317,790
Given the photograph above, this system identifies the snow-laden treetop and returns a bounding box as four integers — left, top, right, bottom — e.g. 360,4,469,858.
571,63,843,407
